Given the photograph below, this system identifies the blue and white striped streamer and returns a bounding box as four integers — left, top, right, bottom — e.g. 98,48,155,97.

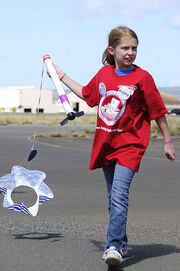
0,166,54,216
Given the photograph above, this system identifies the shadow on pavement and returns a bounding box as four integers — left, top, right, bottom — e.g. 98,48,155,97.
109,243,180,270
13,232,63,242
90,240,180,271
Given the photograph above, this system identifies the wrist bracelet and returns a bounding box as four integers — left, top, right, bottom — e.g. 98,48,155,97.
60,73,65,81
164,137,172,144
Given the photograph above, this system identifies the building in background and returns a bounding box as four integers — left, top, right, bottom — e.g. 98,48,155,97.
0,86,55,113
0,86,96,114
0,86,179,114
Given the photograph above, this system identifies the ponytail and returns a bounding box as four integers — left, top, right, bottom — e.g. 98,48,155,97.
102,47,115,66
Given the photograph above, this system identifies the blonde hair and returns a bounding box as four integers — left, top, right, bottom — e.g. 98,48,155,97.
102,26,139,66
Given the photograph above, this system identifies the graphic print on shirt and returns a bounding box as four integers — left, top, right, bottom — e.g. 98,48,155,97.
117,85,137,100
98,84,137,126
99,82,107,97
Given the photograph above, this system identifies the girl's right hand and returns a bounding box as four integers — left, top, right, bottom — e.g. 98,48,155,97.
47,63,84,99
52,63,64,79
47,63,64,80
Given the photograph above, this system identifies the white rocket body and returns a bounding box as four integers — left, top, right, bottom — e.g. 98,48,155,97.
43,55,84,126
43,55,72,115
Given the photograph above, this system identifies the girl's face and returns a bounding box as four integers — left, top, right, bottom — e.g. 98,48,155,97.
108,37,138,70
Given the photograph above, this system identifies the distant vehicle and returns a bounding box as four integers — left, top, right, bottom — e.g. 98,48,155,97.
168,108,180,115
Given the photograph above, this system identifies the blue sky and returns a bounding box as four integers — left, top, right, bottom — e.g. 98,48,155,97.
0,0,180,90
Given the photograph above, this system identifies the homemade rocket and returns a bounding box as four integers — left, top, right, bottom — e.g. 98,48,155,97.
43,55,84,126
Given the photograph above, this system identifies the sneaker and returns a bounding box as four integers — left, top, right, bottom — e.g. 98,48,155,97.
103,246,123,266
103,246,127,260
120,246,128,257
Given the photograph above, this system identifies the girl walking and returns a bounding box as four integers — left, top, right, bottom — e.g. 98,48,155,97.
52,26,175,266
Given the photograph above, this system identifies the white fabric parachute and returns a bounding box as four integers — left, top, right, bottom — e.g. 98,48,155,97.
0,166,54,216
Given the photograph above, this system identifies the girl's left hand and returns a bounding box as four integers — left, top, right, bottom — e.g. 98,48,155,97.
164,143,175,161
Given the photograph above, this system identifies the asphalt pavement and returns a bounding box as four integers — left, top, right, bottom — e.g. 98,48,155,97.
0,124,179,271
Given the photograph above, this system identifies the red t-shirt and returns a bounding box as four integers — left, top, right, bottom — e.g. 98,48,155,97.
82,65,168,172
